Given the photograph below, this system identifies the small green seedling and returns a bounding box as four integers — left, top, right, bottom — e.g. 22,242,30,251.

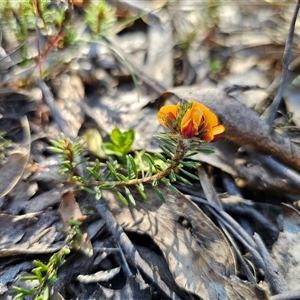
103,128,134,160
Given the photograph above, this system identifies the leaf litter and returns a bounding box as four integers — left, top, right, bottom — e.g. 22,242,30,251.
1,1,300,299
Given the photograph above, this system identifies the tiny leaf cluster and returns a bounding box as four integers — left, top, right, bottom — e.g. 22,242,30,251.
13,219,82,300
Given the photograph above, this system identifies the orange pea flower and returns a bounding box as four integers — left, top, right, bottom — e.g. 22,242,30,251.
157,101,225,142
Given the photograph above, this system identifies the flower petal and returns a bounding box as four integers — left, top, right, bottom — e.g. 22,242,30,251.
181,108,192,130
157,105,178,127
201,130,214,142
190,103,203,134
212,124,225,135
203,109,219,127
181,118,195,138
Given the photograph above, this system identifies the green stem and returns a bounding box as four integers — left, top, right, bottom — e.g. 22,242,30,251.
72,139,188,188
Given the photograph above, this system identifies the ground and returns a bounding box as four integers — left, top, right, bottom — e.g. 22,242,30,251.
1,1,300,300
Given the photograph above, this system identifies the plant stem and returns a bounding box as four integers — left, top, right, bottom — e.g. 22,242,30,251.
77,139,188,188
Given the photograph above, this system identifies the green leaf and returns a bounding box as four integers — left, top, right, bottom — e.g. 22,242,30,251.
136,183,147,200
106,161,118,177
110,128,134,155
103,143,124,156
37,284,49,300
47,146,65,153
124,187,136,205
32,267,43,281
175,174,193,186
99,183,115,189
162,178,179,194
154,134,177,146
33,260,48,270
116,172,130,182
94,158,101,172
153,152,167,162
153,164,163,172
180,160,200,168
12,286,36,295
108,157,118,167
49,269,58,281
128,154,138,178
144,153,155,165
49,139,65,149
178,167,199,180
95,187,102,200
159,144,175,158
126,155,133,178
152,185,166,203
138,182,144,191
145,159,153,177
184,151,199,158
197,147,215,154
20,275,37,281
115,191,128,205
86,166,103,181
72,176,86,184
169,169,177,182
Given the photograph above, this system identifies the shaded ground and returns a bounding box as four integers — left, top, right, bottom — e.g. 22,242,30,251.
1,1,300,299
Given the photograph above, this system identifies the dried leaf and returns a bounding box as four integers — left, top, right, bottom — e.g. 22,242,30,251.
77,266,121,283
103,186,267,299
59,191,85,226
0,116,30,198
59,191,93,257
0,211,63,257
0,153,29,198
25,188,69,213
272,203,300,290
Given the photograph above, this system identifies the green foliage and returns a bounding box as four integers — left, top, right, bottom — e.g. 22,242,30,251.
208,58,222,73
13,219,81,300
0,0,68,41
0,0,79,77
0,0,144,81
103,128,135,159
84,0,116,35
47,127,213,207
49,135,88,181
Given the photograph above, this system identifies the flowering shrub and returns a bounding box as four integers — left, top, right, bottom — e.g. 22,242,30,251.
157,101,225,142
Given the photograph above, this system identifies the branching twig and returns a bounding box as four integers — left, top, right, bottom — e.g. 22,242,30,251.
38,79,70,136
253,233,289,294
266,0,300,124
252,150,300,189
197,166,256,283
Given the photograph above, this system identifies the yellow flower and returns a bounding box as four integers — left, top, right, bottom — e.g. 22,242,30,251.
157,101,225,142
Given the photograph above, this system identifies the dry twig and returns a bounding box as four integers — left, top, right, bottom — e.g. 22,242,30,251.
266,0,300,123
